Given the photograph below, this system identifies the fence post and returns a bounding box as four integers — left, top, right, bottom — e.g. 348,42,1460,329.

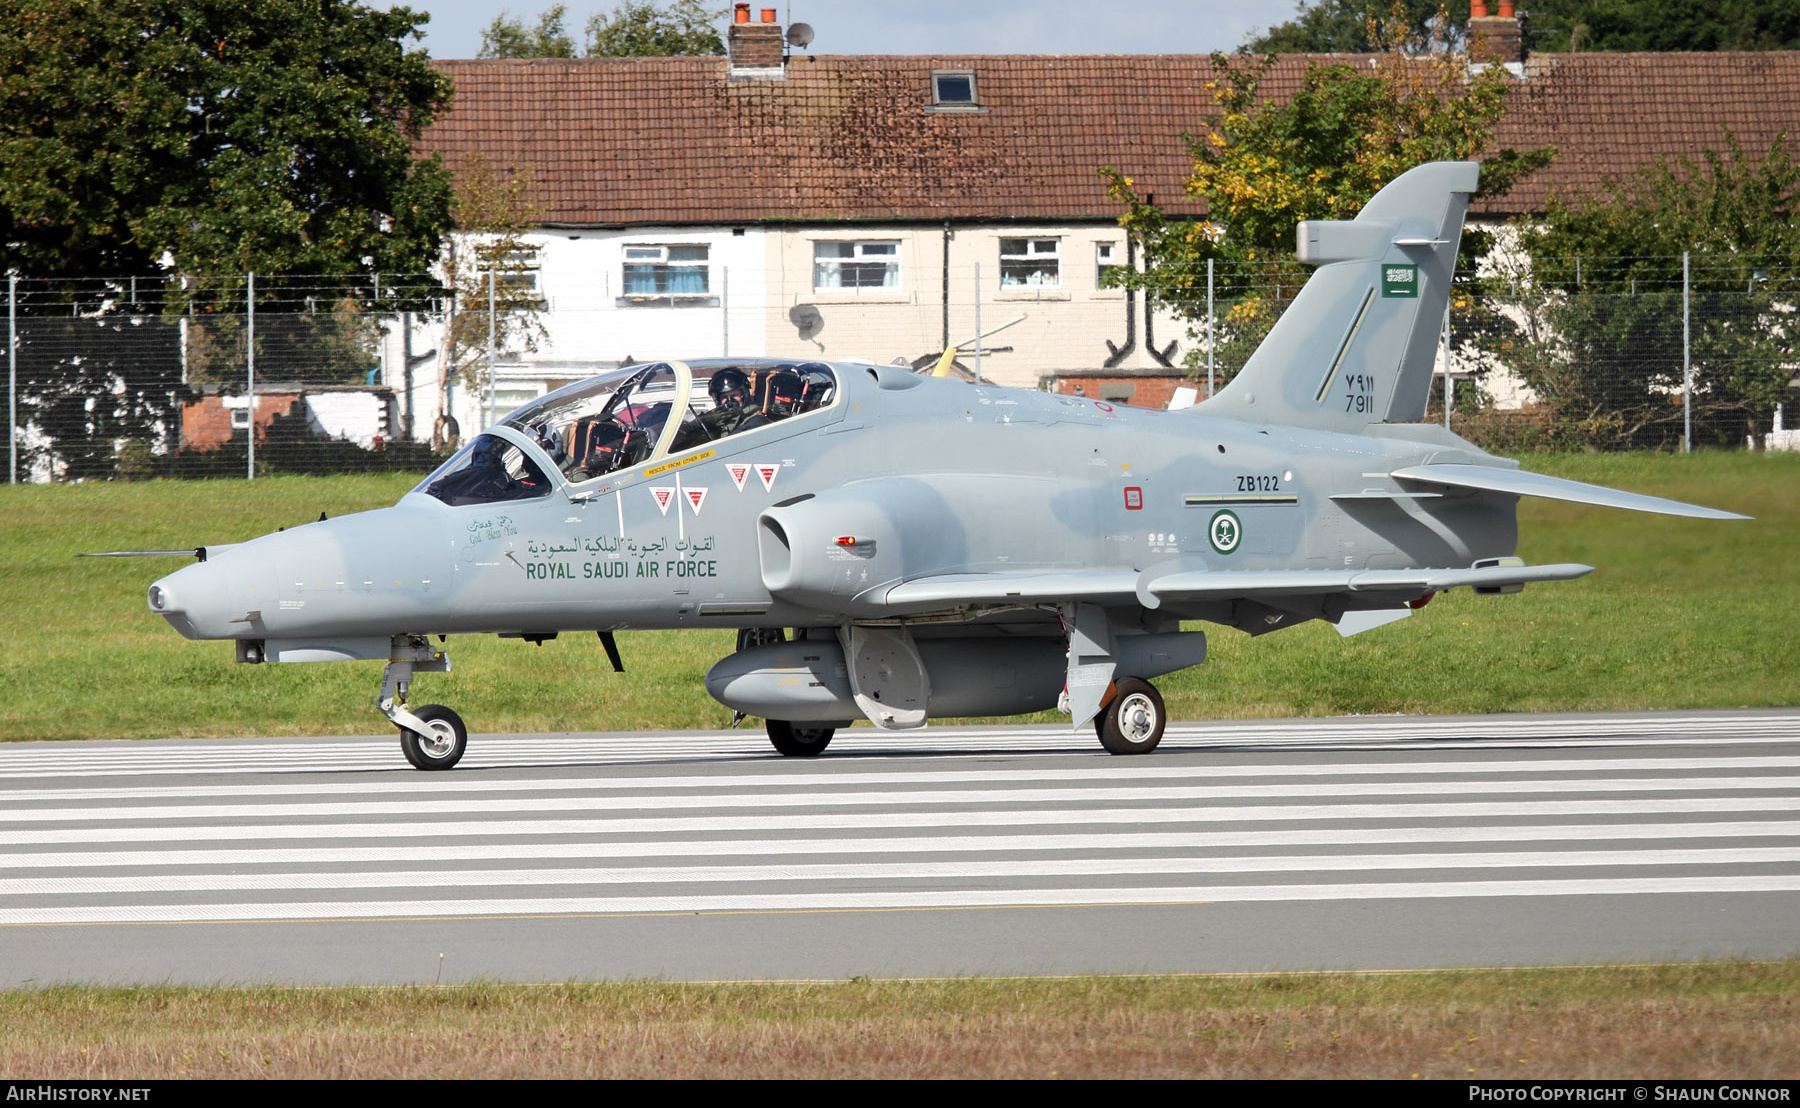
722,265,730,357
246,272,255,481
1441,305,1452,430
8,274,15,484
1682,251,1692,454
973,263,983,385
1206,257,1215,399
485,270,496,431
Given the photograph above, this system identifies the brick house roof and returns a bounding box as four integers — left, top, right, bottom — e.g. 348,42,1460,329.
418,51,1800,226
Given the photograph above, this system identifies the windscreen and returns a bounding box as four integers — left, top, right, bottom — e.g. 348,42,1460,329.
414,433,554,506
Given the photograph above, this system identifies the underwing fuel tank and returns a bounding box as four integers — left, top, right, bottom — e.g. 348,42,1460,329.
706,632,1208,723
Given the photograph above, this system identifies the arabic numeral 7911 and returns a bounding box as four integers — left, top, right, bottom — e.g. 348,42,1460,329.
1343,373,1376,414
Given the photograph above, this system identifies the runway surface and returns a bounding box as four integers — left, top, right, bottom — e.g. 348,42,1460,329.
3,709,1798,985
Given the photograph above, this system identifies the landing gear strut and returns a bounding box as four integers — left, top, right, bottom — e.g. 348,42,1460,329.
379,635,463,770
1095,676,1165,755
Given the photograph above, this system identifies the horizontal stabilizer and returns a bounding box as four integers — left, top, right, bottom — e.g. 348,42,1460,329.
1390,464,1750,520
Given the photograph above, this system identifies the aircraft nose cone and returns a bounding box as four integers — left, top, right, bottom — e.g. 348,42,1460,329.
150,558,240,640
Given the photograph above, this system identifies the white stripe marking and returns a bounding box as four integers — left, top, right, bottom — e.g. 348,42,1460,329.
11,847,1800,897
7,821,1800,870
10,798,1800,846
10,776,1799,825
9,875,1800,925
8,756,1800,804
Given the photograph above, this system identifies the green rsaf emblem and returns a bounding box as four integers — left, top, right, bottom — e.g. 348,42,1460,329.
1381,264,1419,298
1208,509,1243,554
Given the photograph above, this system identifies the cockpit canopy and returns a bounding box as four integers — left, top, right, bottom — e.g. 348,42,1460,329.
414,359,838,507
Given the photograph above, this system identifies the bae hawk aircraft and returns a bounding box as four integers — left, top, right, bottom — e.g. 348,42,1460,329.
137,162,1745,769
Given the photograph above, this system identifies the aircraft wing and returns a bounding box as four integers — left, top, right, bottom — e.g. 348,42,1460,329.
872,562,1592,613
1389,463,1750,520
1135,562,1593,608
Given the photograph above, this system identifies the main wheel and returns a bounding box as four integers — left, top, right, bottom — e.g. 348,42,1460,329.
1097,678,1165,755
399,704,468,770
766,719,833,757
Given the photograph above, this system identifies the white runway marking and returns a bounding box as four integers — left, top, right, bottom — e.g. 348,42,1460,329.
3,712,1799,778
6,820,1799,870
10,775,1800,824
9,875,1800,926
4,713,1799,928
12,847,1800,898
9,754,1800,803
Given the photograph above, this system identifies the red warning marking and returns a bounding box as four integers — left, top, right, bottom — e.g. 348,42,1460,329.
755,464,780,492
684,487,708,514
649,487,675,515
726,463,750,492
1123,486,1143,510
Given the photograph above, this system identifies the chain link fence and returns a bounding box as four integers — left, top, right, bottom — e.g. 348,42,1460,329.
7,252,1797,483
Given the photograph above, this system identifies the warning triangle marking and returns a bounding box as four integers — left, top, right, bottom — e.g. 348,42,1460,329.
649,486,675,515
684,486,708,515
755,463,780,492
726,463,750,492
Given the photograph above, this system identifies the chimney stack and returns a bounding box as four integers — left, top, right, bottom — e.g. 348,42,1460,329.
728,3,784,71
1468,2,1525,64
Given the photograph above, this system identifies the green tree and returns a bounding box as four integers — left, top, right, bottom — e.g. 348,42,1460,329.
1508,132,1800,448
434,153,548,447
1248,0,1470,53
479,5,578,58
1101,26,1551,387
0,0,455,282
1527,0,1800,52
585,0,724,56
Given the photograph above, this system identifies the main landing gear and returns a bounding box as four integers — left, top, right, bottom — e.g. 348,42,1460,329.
766,719,834,756
378,635,464,770
736,627,838,757
1094,677,1166,755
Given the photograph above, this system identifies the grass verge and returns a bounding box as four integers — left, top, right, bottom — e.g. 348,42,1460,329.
2,962,1796,1078
1,452,1795,741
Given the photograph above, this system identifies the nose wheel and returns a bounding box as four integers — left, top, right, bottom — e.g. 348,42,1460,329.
377,636,460,771
1096,677,1165,755
399,704,467,770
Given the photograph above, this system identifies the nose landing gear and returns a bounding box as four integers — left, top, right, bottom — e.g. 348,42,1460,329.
378,635,463,770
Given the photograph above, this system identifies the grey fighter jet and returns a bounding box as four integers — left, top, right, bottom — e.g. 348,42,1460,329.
143,162,1745,769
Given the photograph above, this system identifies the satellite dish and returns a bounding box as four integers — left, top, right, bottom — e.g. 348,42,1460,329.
788,303,823,339
786,22,814,48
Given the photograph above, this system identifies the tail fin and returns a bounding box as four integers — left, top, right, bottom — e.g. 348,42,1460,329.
1201,161,1479,433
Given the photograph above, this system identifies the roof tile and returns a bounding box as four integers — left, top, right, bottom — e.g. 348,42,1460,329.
418,52,1800,225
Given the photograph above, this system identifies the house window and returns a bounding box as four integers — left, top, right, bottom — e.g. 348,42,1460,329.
1000,238,1060,288
932,70,977,106
1096,241,1121,286
813,241,900,290
622,244,710,296
495,246,541,296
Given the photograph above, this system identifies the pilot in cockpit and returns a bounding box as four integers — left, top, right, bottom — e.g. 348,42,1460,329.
742,370,803,430
690,367,755,440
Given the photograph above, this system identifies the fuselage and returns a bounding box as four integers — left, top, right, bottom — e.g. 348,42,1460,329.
149,359,1519,645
